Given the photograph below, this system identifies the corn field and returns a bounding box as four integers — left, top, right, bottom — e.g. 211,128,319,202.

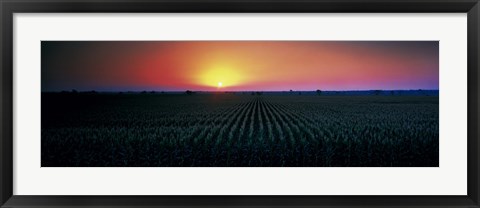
41,93,439,167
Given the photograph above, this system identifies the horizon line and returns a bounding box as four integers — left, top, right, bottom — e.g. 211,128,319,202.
42,89,440,93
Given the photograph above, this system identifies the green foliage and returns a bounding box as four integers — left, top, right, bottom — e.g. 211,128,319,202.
41,93,439,167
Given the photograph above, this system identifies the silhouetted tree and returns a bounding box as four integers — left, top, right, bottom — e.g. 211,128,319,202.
185,90,195,95
316,89,322,95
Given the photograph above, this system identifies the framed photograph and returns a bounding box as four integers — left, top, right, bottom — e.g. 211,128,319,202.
1,0,479,207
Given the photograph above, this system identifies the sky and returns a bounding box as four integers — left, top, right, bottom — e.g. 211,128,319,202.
41,41,439,92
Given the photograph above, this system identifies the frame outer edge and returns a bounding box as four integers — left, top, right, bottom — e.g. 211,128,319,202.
0,0,4,206
477,2,480,205
1,0,480,208
0,0,3,205
469,1,480,206
467,1,479,206
0,0,13,207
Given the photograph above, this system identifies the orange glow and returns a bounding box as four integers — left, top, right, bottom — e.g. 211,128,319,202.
42,41,439,92
197,62,245,89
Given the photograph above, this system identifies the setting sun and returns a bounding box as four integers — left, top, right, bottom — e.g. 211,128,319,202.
197,63,245,89
42,41,439,92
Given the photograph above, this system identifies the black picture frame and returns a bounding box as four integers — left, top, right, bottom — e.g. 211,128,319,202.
1,0,479,207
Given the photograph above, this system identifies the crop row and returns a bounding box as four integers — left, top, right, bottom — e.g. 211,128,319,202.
41,94,439,167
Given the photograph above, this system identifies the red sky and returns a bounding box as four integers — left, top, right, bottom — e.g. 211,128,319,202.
42,41,438,91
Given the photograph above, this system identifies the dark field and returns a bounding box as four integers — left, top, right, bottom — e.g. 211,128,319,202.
41,93,439,167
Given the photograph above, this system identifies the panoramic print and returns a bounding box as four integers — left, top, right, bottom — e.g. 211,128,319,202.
41,41,439,167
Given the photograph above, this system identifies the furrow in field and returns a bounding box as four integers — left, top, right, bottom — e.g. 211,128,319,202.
230,98,256,147
263,100,295,149
230,99,254,147
225,98,252,149
270,102,319,145
267,102,302,147
256,97,266,144
192,100,251,145
283,102,324,125
259,97,274,143
214,98,253,147
186,101,247,143
186,101,245,127
247,97,258,146
262,97,286,145
278,102,328,144
204,99,255,147
165,100,243,128
239,98,257,145
163,99,246,144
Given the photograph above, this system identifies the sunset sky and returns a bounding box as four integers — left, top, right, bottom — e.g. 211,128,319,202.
41,41,439,92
